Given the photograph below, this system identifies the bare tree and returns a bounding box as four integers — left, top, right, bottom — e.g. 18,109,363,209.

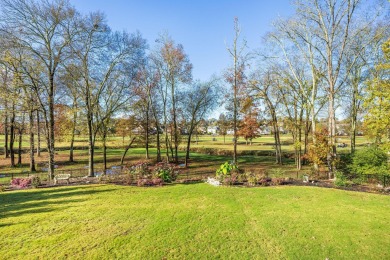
182,79,218,167
153,34,192,163
0,64,11,158
225,17,249,165
0,0,79,178
293,0,386,176
250,70,283,164
67,12,146,176
132,61,160,160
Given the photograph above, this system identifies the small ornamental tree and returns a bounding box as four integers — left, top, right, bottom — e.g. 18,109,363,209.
305,128,332,174
238,114,260,145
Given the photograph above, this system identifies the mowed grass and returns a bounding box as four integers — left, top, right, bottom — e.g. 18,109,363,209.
1,184,389,259
0,133,368,151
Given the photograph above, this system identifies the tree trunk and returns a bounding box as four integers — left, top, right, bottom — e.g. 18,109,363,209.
272,120,282,164
156,125,161,162
185,132,192,168
304,110,310,160
103,131,107,174
350,77,359,153
233,70,238,165
297,125,302,170
69,109,77,162
10,106,15,167
164,116,169,162
17,127,22,166
120,137,136,166
36,110,41,157
145,111,149,159
150,89,161,162
327,90,337,178
17,113,24,166
29,110,36,172
4,113,9,158
169,127,174,160
311,97,318,171
47,74,56,179
267,99,282,165
87,111,94,177
170,80,179,163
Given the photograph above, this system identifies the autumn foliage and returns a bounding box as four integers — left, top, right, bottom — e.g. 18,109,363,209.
54,104,73,142
238,114,260,145
304,128,332,169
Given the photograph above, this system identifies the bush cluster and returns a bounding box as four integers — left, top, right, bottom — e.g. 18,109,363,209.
350,147,389,176
124,161,180,187
215,162,291,186
8,176,41,189
10,178,32,188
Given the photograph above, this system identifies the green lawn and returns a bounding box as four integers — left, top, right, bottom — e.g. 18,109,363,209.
1,184,389,259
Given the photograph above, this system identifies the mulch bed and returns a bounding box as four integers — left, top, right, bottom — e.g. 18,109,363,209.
288,179,389,194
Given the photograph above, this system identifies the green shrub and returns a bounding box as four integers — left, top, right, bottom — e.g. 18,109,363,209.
153,163,178,183
350,147,389,176
215,162,244,185
216,162,238,176
334,171,348,187
336,153,353,174
0,184,5,192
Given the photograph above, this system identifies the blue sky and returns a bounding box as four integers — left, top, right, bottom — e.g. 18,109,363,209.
70,0,295,81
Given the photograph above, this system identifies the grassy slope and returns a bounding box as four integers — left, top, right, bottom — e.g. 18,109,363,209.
1,184,389,259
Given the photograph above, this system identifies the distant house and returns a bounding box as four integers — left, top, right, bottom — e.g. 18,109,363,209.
207,126,219,135
259,126,271,135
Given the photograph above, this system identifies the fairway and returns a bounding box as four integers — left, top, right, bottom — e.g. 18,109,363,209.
1,184,389,259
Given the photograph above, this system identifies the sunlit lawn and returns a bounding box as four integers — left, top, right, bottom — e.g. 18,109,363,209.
0,184,389,259
0,133,369,151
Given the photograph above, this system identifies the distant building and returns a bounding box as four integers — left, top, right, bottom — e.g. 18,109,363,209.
207,126,219,135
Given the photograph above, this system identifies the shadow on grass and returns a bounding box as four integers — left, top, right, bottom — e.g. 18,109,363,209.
0,186,115,218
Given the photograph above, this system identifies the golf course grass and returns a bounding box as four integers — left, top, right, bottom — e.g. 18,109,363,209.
1,184,389,259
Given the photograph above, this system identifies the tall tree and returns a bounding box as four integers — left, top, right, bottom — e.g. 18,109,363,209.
344,23,389,152
293,0,386,175
153,35,192,163
0,0,79,179
364,38,390,144
182,79,218,167
250,70,283,164
0,65,11,158
225,17,249,165
269,11,327,166
132,62,160,160
67,12,146,177
59,65,82,162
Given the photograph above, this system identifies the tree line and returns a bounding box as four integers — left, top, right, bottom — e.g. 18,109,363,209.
0,0,389,179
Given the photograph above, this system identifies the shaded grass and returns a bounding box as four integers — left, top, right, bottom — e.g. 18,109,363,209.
0,184,389,259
